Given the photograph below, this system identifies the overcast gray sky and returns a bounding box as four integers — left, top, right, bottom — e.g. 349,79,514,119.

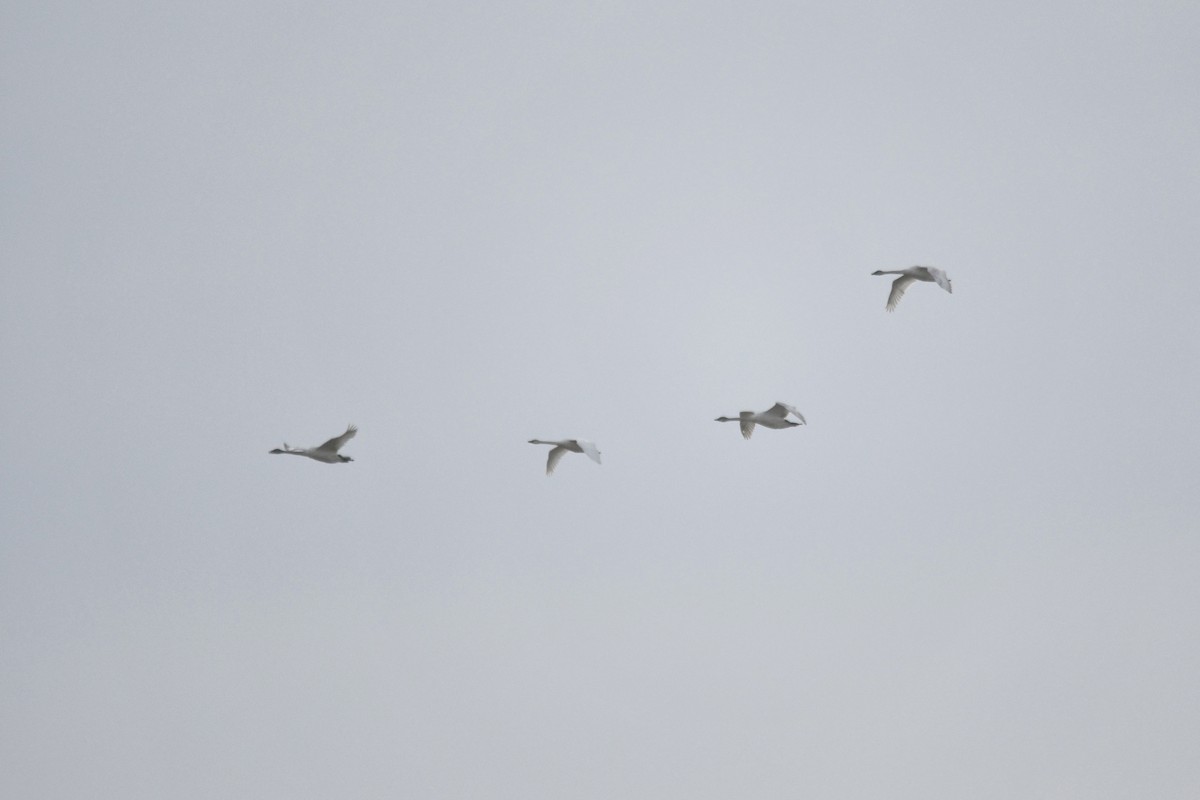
3,1,1199,798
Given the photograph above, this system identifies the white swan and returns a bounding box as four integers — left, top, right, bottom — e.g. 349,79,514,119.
715,402,806,439
528,439,602,475
871,266,952,311
270,425,357,463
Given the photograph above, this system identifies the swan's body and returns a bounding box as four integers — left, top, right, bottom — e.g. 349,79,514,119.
871,266,952,311
270,425,357,463
528,438,602,475
716,402,806,440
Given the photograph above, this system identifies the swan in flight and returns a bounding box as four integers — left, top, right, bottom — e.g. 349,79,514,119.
528,439,602,475
716,403,806,439
871,266,952,311
270,425,357,463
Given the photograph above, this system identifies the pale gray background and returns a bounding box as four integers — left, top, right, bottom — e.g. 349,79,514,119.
3,1,1198,798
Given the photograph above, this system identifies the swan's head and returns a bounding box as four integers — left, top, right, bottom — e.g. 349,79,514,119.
715,416,735,422
339,455,354,463
871,270,885,275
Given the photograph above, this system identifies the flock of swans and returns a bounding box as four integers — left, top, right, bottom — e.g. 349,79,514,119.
269,267,953,474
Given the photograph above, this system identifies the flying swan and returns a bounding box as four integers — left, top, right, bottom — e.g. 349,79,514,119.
715,403,806,439
871,266,952,311
527,439,602,475
269,425,357,463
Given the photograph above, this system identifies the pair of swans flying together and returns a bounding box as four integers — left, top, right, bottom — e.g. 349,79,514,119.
526,401,806,475
872,265,952,312
268,425,602,475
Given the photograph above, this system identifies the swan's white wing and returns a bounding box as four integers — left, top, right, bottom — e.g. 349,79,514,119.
315,424,357,454
545,445,568,475
769,402,806,424
927,267,952,293
762,403,789,419
886,275,916,312
577,440,602,465
739,417,756,439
